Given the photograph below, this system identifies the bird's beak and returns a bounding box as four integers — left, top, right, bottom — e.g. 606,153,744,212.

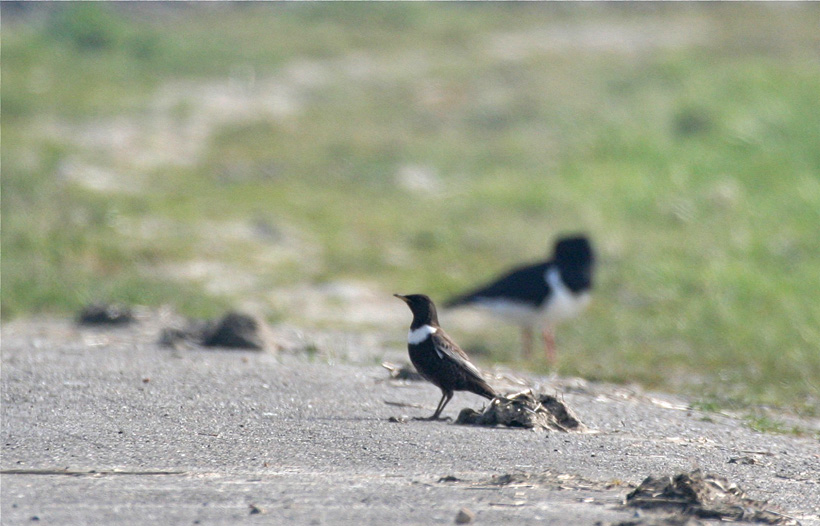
394,294,409,303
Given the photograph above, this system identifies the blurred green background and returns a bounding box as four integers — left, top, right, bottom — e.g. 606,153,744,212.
2,3,819,417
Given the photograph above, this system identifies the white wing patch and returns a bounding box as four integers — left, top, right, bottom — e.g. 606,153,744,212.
407,324,438,345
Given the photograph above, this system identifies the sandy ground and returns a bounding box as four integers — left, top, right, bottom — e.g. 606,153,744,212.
2,314,819,525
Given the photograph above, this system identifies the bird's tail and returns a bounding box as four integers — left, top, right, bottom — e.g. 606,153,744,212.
476,380,498,400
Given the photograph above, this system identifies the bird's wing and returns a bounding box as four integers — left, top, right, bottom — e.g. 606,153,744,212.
430,330,486,383
445,261,553,307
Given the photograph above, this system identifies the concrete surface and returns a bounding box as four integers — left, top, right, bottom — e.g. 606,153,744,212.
2,316,818,525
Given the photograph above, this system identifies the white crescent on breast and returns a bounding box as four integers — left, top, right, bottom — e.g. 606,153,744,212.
408,324,438,346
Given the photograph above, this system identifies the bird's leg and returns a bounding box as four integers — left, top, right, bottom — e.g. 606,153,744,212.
542,327,556,366
416,390,453,421
521,327,533,360
431,390,453,420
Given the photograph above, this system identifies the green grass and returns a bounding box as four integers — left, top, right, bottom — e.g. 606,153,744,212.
2,3,819,415
743,414,814,437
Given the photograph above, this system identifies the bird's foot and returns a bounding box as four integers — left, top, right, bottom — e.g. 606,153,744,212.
412,415,452,422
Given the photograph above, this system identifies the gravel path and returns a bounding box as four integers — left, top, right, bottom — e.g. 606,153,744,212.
2,315,818,525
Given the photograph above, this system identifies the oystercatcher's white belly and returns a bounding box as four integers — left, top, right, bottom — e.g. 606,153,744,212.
471,267,590,328
542,267,590,324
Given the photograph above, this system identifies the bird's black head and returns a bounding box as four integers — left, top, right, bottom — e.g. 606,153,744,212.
553,236,595,292
394,293,439,328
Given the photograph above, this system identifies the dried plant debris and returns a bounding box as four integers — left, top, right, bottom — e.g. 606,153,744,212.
77,303,134,326
382,361,425,381
159,325,203,349
611,517,705,526
484,471,611,491
159,311,269,351
440,470,623,493
625,470,798,525
455,389,586,432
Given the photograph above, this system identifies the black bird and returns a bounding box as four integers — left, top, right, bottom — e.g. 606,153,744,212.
446,235,595,364
395,294,497,420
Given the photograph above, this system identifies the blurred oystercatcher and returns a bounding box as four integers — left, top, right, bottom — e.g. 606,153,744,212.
445,235,595,364
395,294,497,420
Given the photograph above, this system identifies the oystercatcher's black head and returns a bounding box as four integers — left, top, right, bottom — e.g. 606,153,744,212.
553,236,595,291
394,293,439,328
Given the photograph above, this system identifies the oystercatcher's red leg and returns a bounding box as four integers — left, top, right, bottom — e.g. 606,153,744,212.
521,327,533,359
542,328,556,365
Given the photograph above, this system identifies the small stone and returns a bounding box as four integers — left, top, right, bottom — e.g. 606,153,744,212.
728,456,757,465
77,303,134,326
203,312,264,349
159,311,275,351
249,504,264,515
455,507,474,524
